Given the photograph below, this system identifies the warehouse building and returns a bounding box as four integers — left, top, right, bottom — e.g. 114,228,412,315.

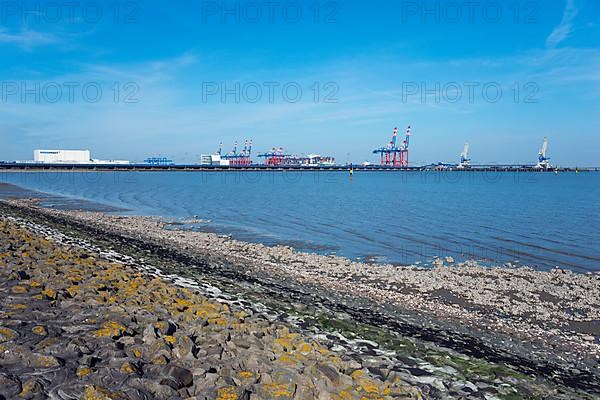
34,149,91,163
33,149,130,165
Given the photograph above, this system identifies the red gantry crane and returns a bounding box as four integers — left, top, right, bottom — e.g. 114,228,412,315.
258,147,290,166
221,139,253,166
373,126,412,167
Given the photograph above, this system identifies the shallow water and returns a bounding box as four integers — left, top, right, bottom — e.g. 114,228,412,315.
1,170,599,271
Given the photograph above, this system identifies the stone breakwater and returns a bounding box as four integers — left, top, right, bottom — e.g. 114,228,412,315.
0,216,421,399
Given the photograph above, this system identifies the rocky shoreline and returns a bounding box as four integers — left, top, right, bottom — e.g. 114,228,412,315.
1,213,423,399
1,198,599,399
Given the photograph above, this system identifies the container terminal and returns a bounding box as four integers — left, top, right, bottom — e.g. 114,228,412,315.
0,129,596,172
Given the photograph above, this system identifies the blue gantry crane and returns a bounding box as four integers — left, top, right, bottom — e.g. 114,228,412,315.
373,126,412,167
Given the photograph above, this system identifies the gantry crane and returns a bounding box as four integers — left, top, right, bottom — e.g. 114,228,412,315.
373,126,412,167
457,143,470,169
258,147,290,166
221,139,253,166
535,137,550,169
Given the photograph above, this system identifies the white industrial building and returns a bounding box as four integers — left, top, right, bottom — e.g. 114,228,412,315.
34,149,91,163
33,149,130,165
200,154,229,166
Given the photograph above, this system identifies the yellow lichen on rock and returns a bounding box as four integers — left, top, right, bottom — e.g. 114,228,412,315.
154,320,170,332
194,302,222,320
359,379,381,396
164,335,177,345
331,390,354,400
32,354,62,368
76,366,93,378
11,285,28,294
277,354,297,365
351,370,364,380
274,332,302,353
67,285,80,297
32,325,48,336
0,326,18,342
19,379,42,397
217,387,238,400
297,341,313,355
173,298,195,312
152,354,169,365
239,371,254,379
209,317,228,326
93,321,126,338
120,361,136,374
261,383,296,398
41,288,57,300
82,386,118,400
234,310,248,320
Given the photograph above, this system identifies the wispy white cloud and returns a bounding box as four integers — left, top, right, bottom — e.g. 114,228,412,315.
546,0,579,48
0,28,60,49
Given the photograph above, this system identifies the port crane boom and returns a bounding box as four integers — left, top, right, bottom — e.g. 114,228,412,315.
372,126,412,167
536,137,550,169
220,139,253,166
458,143,470,169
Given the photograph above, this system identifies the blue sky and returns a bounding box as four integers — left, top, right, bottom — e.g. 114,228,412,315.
0,0,599,165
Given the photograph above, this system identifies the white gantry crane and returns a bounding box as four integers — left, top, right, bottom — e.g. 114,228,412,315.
457,143,470,169
536,137,551,169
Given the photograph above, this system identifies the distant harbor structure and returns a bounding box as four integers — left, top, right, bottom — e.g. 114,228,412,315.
279,154,335,167
0,134,571,171
221,140,253,166
33,149,130,165
423,137,552,171
257,147,290,166
457,143,470,169
535,137,551,170
200,140,252,167
144,157,174,166
373,126,412,167
200,154,229,166
257,147,335,167
34,149,90,164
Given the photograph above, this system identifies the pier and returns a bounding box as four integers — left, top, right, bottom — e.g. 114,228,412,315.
0,162,596,172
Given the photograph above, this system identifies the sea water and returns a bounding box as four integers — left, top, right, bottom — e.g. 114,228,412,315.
1,170,598,272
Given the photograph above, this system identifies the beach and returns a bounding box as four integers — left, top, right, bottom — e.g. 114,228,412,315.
1,191,599,398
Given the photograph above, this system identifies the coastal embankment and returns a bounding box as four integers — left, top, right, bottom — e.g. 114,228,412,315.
1,194,599,399
0,213,424,399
